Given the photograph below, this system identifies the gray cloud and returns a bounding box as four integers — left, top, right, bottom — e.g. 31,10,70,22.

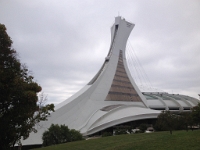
1,0,200,105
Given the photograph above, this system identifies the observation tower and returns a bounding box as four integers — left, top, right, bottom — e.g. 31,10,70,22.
22,16,199,146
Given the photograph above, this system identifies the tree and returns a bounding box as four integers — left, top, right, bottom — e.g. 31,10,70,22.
180,112,193,131
69,129,83,142
154,111,176,134
42,124,83,147
0,24,54,149
191,103,200,125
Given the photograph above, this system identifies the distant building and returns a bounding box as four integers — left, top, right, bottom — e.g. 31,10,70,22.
22,16,199,146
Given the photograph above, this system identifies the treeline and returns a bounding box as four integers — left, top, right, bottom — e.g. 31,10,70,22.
154,103,200,134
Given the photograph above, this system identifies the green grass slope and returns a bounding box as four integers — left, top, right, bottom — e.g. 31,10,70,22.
35,130,200,150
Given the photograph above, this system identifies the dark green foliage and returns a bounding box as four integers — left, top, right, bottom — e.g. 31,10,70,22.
69,129,84,141
138,124,147,133
154,110,197,133
127,127,133,134
0,24,54,149
42,124,83,147
180,112,193,131
114,128,128,135
42,124,70,146
102,132,113,137
126,123,136,134
134,130,142,134
154,111,176,134
191,103,200,125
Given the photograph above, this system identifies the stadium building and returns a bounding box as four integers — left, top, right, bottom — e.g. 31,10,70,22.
22,16,199,146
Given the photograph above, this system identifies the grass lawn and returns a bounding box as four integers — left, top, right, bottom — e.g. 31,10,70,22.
35,130,200,150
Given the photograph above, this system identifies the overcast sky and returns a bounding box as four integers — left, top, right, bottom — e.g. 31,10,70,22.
1,0,200,105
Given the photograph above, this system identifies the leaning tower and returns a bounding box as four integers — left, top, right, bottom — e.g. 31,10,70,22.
22,17,160,146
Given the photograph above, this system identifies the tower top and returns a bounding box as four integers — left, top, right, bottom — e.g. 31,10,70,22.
114,16,134,25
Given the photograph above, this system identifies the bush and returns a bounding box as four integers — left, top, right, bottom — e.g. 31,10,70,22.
69,129,84,141
102,132,113,137
114,128,128,135
138,124,147,133
135,130,142,134
42,124,83,147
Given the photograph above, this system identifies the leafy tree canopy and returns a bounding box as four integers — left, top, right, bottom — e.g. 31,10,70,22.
191,103,200,125
154,111,176,134
42,124,83,147
0,24,54,149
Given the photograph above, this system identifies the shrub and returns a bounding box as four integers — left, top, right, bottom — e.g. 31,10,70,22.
102,132,113,137
138,124,147,133
69,129,83,141
42,124,83,147
114,128,128,135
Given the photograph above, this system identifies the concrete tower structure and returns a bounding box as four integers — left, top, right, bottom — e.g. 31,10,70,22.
53,16,160,136
23,17,199,146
